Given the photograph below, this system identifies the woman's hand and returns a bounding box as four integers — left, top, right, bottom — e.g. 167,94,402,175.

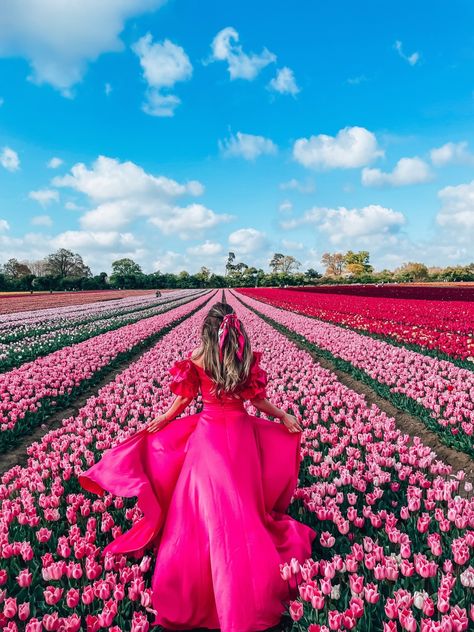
280,411,303,433
146,414,169,433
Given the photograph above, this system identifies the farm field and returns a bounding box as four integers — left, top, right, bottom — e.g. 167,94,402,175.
1,288,473,631
0,289,173,315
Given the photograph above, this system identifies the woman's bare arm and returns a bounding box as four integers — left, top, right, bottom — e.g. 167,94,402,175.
146,395,193,432
249,397,303,432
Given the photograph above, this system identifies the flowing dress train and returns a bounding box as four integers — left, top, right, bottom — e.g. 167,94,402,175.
79,351,316,632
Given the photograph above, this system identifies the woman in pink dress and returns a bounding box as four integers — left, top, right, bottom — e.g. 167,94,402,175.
79,301,316,632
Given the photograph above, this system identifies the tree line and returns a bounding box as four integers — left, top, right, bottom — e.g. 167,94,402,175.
1,248,473,292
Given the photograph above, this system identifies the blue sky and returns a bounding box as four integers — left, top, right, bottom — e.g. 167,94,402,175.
0,0,473,275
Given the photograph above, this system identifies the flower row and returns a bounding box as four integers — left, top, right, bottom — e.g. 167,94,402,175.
227,290,474,631
0,290,205,372
238,288,474,363
0,291,214,453
0,297,216,630
234,291,474,457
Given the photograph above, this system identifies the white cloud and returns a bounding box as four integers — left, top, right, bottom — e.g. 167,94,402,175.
346,75,368,85
209,27,276,80
51,155,230,237
228,228,268,254
31,214,53,227
1,147,20,171
278,200,293,213
430,141,474,167
268,66,299,95
28,188,59,207
0,1,165,96
132,33,192,117
293,126,383,170
219,131,277,160
279,178,315,194
0,219,9,232
0,229,147,274
51,230,140,251
437,180,474,234
394,40,420,66
281,239,304,251
149,203,233,239
186,240,223,256
281,204,406,245
47,157,63,169
361,157,434,187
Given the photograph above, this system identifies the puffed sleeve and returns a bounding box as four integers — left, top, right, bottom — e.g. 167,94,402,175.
237,351,268,400
168,359,200,399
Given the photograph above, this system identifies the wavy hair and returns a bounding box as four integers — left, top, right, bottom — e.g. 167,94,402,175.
190,301,253,399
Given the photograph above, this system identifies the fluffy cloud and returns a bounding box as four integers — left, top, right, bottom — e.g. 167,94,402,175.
437,180,474,234
0,0,165,96
361,157,433,187
0,219,9,232
31,215,53,227
430,141,474,167
0,229,147,274
209,27,276,80
278,200,293,213
186,240,223,256
1,147,20,171
51,155,231,238
228,228,269,254
293,126,383,170
281,239,304,251
268,66,299,95
149,203,233,239
132,34,193,117
281,204,406,246
47,157,63,169
394,40,420,66
219,131,277,160
28,188,59,207
279,178,315,194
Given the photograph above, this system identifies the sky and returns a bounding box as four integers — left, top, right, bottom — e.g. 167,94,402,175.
0,0,473,276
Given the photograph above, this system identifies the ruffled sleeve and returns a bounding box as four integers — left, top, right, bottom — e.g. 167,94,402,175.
168,358,200,399
237,351,268,401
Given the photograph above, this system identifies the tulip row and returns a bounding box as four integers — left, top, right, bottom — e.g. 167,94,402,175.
233,290,474,458
238,288,474,365
0,290,473,630
0,290,205,373
0,297,216,630
0,289,162,316
0,290,214,453
227,291,474,631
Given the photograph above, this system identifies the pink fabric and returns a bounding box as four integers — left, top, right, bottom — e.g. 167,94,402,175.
218,312,245,362
78,351,316,632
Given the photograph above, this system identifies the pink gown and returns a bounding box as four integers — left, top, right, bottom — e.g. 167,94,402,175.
78,351,316,632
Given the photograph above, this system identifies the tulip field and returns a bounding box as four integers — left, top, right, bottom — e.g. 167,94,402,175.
1,287,474,631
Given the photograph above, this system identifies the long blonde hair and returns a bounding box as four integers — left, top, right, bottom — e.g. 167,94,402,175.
191,301,253,398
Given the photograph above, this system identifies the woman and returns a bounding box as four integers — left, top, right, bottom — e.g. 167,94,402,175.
79,301,316,632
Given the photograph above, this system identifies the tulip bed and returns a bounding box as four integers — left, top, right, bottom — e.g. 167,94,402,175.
0,290,205,373
0,290,162,316
0,290,203,372
1,289,473,631
238,288,474,366
229,294,474,632
0,290,215,453
233,291,474,459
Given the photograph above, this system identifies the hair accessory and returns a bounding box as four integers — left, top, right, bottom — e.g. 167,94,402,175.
217,312,245,362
